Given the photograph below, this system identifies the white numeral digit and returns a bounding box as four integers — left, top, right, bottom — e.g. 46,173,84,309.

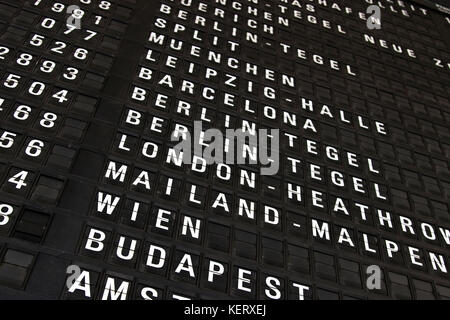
52,90,69,103
8,171,29,190
84,30,97,40
41,17,56,29
52,3,65,12
25,139,44,157
94,15,102,25
64,24,77,34
40,60,56,73
30,34,45,47
17,53,33,66
74,48,88,60
40,112,57,128
13,105,31,120
99,1,111,10
4,74,21,88
0,204,14,226
72,8,85,19
51,41,66,54
0,131,17,148
63,67,78,80
28,81,46,96
0,46,10,60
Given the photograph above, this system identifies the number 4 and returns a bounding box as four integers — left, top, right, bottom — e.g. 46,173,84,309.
52,89,69,103
8,171,28,189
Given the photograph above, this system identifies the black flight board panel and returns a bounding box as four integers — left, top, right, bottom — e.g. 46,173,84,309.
0,0,448,300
